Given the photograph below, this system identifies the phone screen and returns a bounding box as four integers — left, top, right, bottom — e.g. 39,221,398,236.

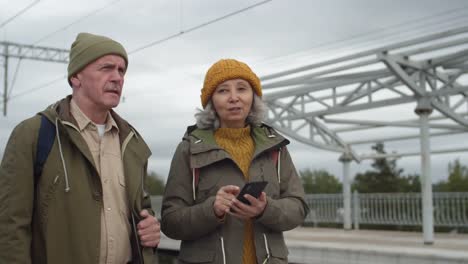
236,181,268,205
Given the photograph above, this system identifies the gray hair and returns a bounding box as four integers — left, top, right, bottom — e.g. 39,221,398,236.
195,94,266,130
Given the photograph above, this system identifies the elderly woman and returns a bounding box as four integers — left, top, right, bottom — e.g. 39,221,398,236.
161,59,308,264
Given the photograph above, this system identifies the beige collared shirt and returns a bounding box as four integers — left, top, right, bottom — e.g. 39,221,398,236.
70,99,132,264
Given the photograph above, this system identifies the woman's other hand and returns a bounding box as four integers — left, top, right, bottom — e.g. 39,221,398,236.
213,185,240,219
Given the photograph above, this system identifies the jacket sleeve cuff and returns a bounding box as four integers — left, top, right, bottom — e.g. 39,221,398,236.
201,196,225,225
255,196,279,224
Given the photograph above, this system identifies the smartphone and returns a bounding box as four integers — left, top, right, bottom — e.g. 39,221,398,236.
236,181,268,205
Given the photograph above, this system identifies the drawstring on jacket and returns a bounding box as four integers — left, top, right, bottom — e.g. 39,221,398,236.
192,168,197,201
55,118,70,192
266,127,282,184
220,237,226,264
192,138,202,201
277,148,281,184
262,233,271,264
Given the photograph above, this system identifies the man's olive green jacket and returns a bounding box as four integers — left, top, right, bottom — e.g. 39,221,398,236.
0,96,154,264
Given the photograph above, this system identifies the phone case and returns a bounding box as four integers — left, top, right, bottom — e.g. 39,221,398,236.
237,181,268,205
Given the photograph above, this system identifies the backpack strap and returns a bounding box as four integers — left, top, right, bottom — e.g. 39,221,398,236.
34,115,56,182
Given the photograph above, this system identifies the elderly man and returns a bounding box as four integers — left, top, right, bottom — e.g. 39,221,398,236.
0,32,160,264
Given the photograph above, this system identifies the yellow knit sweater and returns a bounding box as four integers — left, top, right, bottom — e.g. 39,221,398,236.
214,126,257,264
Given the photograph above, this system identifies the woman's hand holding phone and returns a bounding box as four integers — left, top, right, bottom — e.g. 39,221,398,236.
229,181,268,219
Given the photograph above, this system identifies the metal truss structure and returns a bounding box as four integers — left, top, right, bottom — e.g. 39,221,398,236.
262,27,468,160
0,41,69,115
261,26,468,244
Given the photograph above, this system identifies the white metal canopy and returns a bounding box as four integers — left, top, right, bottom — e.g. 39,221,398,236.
262,27,468,159
261,26,468,244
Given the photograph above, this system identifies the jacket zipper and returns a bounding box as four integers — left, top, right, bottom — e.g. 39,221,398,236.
131,213,144,264
122,129,147,264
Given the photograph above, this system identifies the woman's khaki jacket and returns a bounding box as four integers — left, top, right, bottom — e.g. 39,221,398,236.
161,124,309,264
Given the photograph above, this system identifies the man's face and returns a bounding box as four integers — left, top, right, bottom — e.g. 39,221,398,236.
71,54,126,112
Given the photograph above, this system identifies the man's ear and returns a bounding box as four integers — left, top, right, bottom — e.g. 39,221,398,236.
70,75,80,87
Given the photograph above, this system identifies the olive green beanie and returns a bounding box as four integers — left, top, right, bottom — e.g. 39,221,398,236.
67,32,128,85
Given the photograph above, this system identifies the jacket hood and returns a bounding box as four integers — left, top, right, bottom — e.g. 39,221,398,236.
183,123,290,159
36,95,151,193
39,95,147,149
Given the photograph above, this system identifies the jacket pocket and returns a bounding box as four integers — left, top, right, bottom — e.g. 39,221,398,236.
266,233,289,260
178,233,219,263
195,167,222,202
118,168,126,187
178,246,215,263
38,174,61,229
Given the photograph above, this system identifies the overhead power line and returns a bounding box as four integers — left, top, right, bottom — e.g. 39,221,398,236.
1,41,68,114
9,1,468,102
6,1,272,100
258,4,468,67
264,14,468,70
9,74,65,100
125,4,468,100
0,0,40,28
33,0,123,45
129,0,273,54
0,41,69,62
7,59,22,99
3,0,122,106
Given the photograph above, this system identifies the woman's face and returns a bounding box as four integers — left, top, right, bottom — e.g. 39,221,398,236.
212,78,254,128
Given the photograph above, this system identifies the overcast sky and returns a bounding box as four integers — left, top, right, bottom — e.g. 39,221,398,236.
1,0,468,183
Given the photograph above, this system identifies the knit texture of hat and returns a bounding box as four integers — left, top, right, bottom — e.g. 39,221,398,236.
201,59,262,108
67,32,128,85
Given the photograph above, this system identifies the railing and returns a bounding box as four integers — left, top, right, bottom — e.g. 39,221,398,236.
307,192,468,228
433,192,468,227
304,193,343,225
151,192,468,228
151,196,162,219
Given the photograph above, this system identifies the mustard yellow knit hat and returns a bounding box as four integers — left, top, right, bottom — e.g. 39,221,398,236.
201,59,262,108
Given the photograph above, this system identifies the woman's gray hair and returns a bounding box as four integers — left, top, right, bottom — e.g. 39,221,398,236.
195,94,267,130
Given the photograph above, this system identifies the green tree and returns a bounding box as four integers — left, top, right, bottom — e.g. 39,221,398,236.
433,180,449,192
145,171,166,195
446,159,468,191
434,160,468,192
398,174,421,192
300,169,342,194
353,142,403,193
